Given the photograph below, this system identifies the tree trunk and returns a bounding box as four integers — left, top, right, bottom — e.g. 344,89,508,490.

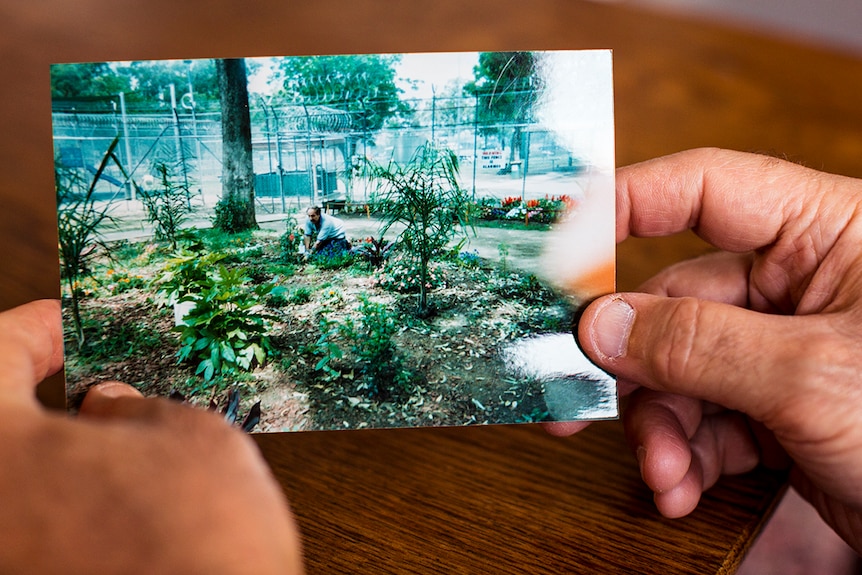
216,58,257,230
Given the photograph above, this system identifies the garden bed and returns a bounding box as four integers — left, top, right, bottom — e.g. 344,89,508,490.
63,228,575,432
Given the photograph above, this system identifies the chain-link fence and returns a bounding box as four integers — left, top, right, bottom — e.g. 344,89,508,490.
52,88,587,222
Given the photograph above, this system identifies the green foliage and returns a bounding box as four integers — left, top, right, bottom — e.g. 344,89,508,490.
51,62,131,101
463,51,542,127
516,407,551,423
56,135,125,349
152,246,227,307
174,265,276,382
497,242,510,273
139,161,193,249
213,194,256,234
342,295,412,397
376,256,445,294
310,315,343,381
310,297,412,398
112,241,160,268
491,271,558,305
352,236,395,268
278,217,303,263
74,314,163,364
276,54,409,131
286,286,313,305
51,59,220,109
104,269,146,295
367,141,471,315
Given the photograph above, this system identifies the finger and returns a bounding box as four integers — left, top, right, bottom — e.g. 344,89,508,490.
78,381,144,416
623,390,701,493
78,383,187,428
0,300,64,406
542,420,592,436
638,251,754,308
78,382,237,439
616,148,857,253
653,458,704,518
577,292,821,424
688,411,761,488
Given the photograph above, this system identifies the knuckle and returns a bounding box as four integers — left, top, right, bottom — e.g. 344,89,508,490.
648,297,710,388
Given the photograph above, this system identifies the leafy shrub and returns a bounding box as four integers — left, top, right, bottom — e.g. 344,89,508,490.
491,271,557,305
75,315,164,364
174,265,276,382
104,269,146,295
213,195,255,234
288,286,313,304
152,246,227,307
376,256,445,294
341,295,412,397
352,236,395,268
311,296,413,397
310,315,343,381
279,217,303,263
267,285,311,307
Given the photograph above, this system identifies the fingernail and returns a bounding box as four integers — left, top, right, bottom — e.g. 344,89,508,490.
591,297,634,360
89,381,142,399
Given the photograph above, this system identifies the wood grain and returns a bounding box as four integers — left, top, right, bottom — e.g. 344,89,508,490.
1,0,857,571
255,423,786,574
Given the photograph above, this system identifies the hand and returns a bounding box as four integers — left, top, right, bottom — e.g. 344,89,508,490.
556,148,862,554
0,300,303,574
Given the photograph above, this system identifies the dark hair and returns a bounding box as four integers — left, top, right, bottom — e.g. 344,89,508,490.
307,206,322,216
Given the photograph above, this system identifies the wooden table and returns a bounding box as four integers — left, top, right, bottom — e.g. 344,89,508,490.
3,0,861,572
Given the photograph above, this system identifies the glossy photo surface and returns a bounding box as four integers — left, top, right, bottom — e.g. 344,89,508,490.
53,50,616,432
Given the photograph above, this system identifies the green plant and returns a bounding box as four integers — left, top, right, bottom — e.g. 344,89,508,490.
491,271,557,305
516,407,551,423
174,265,276,382
103,268,146,295
152,246,227,307
341,295,411,397
367,141,471,316
311,315,344,381
353,236,395,268
74,314,163,364
213,194,257,234
376,256,445,294
288,286,313,304
497,242,510,273
279,217,303,263
139,161,193,249
56,135,125,349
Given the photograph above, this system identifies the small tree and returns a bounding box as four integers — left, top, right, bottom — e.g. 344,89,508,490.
56,135,124,349
139,160,193,249
367,142,470,316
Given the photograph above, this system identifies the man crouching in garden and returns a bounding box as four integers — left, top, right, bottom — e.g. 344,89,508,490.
303,206,351,256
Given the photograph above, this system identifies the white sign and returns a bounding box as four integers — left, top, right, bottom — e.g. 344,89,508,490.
480,149,504,170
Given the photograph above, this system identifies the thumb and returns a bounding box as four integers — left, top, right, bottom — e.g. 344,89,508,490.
78,381,146,418
577,293,818,422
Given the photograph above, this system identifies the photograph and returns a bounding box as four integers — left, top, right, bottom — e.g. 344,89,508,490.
52,49,616,432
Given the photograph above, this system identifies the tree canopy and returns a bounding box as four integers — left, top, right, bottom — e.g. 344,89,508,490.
274,54,410,131
463,51,542,128
51,59,220,111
